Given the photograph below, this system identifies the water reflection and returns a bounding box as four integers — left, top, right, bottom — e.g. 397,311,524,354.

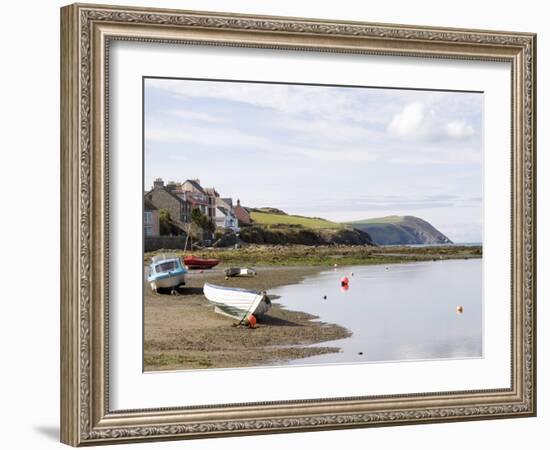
270,259,483,366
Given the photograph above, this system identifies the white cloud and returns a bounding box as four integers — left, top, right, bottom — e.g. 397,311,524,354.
387,102,433,138
146,78,365,122
445,120,475,139
146,121,379,162
170,110,228,123
145,123,266,148
146,117,480,165
388,102,477,142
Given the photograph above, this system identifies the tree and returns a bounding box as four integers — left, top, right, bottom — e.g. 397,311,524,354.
159,208,173,235
191,208,205,228
191,208,215,235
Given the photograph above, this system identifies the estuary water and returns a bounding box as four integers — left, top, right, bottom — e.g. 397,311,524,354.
270,259,483,366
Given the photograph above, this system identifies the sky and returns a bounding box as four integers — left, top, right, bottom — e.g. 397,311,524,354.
144,78,483,243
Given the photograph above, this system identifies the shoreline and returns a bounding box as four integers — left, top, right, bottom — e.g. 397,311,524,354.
143,245,482,371
145,244,482,267
144,265,349,371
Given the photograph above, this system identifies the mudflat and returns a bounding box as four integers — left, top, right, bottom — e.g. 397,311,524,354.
144,265,350,371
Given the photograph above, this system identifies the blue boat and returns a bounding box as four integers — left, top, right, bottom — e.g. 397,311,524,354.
147,254,187,293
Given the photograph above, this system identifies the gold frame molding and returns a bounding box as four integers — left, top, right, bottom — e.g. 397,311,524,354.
60,3,537,446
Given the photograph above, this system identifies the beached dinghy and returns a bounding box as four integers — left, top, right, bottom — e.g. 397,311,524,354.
184,255,220,270
224,267,257,277
147,254,187,293
203,283,271,322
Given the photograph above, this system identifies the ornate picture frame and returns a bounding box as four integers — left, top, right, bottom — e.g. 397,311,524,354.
60,3,536,446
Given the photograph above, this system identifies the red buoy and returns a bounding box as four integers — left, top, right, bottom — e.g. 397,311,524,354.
247,314,257,328
340,276,349,286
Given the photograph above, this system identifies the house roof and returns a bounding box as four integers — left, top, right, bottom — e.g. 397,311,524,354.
221,197,233,207
234,203,252,224
144,198,158,211
145,186,191,207
217,206,229,216
183,179,205,194
204,187,219,196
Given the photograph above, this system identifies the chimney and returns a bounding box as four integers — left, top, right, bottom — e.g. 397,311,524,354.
153,178,164,189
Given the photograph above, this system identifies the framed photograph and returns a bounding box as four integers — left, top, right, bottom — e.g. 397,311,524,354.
60,3,536,446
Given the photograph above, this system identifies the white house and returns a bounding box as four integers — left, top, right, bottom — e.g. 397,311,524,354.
215,206,239,231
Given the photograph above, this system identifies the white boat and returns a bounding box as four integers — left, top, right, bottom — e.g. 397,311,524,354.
224,267,257,277
147,254,187,292
203,282,271,322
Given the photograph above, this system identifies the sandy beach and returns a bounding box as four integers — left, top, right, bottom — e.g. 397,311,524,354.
144,265,350,371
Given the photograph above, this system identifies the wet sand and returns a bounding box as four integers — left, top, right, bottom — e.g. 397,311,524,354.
144,266,351,371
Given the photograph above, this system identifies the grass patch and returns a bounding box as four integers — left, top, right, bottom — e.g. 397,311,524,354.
347,215,405,225
145,244,482,267
250,211,342,229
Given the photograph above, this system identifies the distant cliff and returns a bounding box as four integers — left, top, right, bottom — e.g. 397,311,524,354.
345,216,452,245
237,224,375,246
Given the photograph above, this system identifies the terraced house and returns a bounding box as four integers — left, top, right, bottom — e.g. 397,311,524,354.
146,177,250,237
145,178,192,234
215,198,239,231
143,198,160,237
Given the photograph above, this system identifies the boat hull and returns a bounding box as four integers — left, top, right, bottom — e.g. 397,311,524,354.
203,282,271,322
224,267,257,277
149,272,187,291
184,256,220,270
148,254,187,292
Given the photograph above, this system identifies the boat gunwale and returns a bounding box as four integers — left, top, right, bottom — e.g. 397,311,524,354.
203,282,261,296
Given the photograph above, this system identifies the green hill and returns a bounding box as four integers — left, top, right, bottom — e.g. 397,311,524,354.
345,216,452,245
250,210,343,229
220,208,375,246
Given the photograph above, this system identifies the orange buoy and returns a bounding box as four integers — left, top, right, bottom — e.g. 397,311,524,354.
247,314,257,328
340,276,349,286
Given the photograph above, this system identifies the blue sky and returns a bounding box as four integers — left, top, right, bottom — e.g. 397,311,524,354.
144,78,483,243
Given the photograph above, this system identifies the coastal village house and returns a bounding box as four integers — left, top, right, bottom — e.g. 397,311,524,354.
143,198,160,237
145,178,192,234
173,179,219,223
204,187,220,221
179,179,208,216
215,198,239,231
234,199,252,226
146,177,250,237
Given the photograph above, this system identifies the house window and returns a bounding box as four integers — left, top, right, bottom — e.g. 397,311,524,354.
144,226,154,236
144,211,153,224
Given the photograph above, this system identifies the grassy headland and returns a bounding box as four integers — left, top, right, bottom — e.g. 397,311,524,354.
250,209,342,229
344,215,453,246
224,208,373,246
